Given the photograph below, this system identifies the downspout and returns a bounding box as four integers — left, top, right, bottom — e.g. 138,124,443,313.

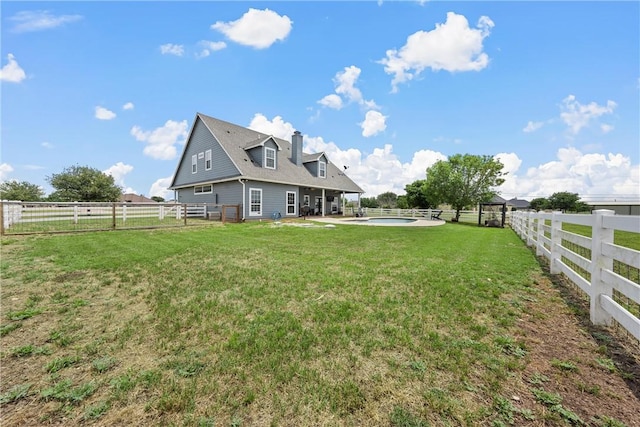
238,179,246,221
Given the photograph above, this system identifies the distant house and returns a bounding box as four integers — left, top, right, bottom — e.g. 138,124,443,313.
169,113,364,220
120,193,157,203
507,197,530,210
489,196,530,211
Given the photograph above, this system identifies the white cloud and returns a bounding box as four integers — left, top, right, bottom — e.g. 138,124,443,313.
560,94,616,135
248,113,296,140
160,43,184,56
9,10,82,33
335,66,363,104
360,110,388,137
211,8,292,49
379,12,494,92
122,102,134,110
0,163,14,182
41,142,54,149
103,162,133,187
600,124,613,134
95,106,116,120
523,121,543,133
0,54,27,83
496,147,640,201
196,40,227,58
131,120,189,160
197,40,227,59
318,66,380,111
149,176,175,200
318,94,343,110
494,153,522,177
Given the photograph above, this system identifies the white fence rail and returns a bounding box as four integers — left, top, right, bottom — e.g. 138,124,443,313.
511,209,640,341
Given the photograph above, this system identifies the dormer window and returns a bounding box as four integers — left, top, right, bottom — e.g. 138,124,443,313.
319,160,326,178
265,147,276,169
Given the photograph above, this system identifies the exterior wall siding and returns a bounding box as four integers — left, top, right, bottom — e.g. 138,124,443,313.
173,118,240,187
176,181,243,205
243,181,300,219
246,146,262,167
175,182,344,218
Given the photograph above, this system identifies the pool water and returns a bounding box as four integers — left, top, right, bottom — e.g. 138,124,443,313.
363,218,417,224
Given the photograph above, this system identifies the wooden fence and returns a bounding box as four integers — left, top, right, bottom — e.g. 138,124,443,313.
511,209,640,341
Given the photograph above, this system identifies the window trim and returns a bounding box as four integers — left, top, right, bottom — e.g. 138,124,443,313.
318,160,326,178
192,154,197,174
194,184,213,195
249,188,262,217
205,149,212,170
286,191,297,216
265,147,276,169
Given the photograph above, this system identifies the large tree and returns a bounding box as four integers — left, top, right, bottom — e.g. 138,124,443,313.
47,165,122,202
376,191,398,208
546,192,586,212
404,179,433,208
529,197,549,211
0,180,45,201
424,154,506,221
360,197,379,208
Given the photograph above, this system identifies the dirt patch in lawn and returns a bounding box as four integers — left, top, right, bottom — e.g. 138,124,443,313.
507,269,640,426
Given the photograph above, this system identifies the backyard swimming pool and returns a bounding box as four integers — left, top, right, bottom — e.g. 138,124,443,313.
363,218,417,224
311,216,445,227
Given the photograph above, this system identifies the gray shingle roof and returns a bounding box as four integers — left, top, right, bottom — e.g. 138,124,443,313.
196,113,364,193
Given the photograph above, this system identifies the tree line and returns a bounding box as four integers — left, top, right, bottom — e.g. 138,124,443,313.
0,165,163,202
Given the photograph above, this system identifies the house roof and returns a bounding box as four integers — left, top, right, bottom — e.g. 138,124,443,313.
120,193,156,203
507,198,531,209
172,113,364,194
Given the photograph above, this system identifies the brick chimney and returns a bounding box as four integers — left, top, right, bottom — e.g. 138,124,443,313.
291,130,303,166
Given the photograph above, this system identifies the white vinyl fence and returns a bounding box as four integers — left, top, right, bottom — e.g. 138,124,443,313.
511,209,640,341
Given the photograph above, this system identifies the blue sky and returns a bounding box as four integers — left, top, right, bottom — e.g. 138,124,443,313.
2,1,639,201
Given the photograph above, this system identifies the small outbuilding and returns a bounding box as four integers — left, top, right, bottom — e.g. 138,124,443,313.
478,201,506,227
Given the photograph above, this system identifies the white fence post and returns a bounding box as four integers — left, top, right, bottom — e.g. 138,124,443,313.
73,202,79,224
549,211,562,274
526,211,535,247
122,203,127,223
159,204,165,221
535,212,544,256
590,209,616,326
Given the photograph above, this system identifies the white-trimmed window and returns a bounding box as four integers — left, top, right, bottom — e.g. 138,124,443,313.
319,161,326,178
249,188,262,216
286,191,296,215
192,154,197,174
205,150,212,170
265,147,276,169
194,185,212,194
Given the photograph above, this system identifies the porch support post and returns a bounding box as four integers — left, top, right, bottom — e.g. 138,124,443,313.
321,189,326,217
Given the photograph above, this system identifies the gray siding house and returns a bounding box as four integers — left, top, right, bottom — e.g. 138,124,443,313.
169,113,364,220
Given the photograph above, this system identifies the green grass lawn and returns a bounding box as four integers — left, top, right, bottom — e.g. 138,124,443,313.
0,221,632,425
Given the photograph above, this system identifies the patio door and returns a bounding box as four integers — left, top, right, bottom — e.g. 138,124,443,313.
315,196,322,215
